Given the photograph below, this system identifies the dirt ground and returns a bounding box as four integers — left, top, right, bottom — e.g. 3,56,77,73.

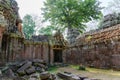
52,66,120,80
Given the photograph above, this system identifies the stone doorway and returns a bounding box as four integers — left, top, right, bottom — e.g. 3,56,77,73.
53,49,63,63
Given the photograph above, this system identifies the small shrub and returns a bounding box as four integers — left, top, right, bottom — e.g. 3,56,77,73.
78,65,86,71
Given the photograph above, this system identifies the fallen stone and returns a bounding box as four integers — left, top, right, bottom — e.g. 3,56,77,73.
17,60,29,68
5,68,15,78
49,73,56,80
26,66,36,75
17,69,25,76
64,71,71,74
17,61,32,75
70,76,80,80
34,63,46,69
40,71,50,80
35,67,45,73
29,77,38,80
57,72,71,80
32,59,45,64
21,75,30,80
30,73,40,79
79,75,88,80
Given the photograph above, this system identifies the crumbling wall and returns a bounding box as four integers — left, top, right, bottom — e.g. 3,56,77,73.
66,24,120,70
0,33,24,65
0,34,54,66
0,0,67,66
0,0,20,32
0,0,22,65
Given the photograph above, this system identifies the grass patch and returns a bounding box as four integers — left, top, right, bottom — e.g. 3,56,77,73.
70,65,120,76
48,66,58,73
70,65,86,71
70,65,79,69
48,65,120,77
87,67,120,76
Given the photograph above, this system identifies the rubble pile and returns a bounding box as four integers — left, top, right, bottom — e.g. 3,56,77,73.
1,59,56,80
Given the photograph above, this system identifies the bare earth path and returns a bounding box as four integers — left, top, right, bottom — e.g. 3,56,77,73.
53,66,120,80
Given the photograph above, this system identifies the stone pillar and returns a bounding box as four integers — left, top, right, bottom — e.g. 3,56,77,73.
0,13,7,52
50,46,54,65
0,27,5,51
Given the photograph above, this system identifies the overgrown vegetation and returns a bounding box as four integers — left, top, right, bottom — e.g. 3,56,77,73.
48,66,58,73
42,0,102,39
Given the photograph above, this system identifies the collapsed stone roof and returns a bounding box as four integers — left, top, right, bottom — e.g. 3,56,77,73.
31,35,50,42
31,31,68,47
75,24,120,46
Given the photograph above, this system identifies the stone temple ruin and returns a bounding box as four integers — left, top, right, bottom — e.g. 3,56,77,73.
0,0,69,66
1,0,120,79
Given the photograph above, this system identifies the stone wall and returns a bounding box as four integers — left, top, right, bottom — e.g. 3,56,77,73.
66,24,120,70
0,33,55,66
0,0,68,66
0,33,68,66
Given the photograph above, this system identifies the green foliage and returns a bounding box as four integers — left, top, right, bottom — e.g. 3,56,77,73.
42,0,102,33
39,25,56,35
23,14,35,39
48,65,58,73
78,65,86,71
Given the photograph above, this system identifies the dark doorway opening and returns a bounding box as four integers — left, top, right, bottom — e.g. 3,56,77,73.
54,49,63,63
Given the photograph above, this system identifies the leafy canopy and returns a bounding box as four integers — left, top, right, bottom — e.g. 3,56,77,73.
39,25,56,36
23,14,35,39
42,0,102,32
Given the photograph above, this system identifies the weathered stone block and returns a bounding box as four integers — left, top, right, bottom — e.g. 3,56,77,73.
30,73,40,79
70,76,80,80
26,66,36,75
57,72,72,80
17,61,32,75
40,71,50,80
35,67,45,73
32,59,45,64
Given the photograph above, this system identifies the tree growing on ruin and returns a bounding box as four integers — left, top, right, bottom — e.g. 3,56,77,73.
42,0,102,40
23,14,35,39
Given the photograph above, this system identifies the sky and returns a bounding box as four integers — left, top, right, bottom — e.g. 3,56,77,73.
16,0,44,18
16,0,113,19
